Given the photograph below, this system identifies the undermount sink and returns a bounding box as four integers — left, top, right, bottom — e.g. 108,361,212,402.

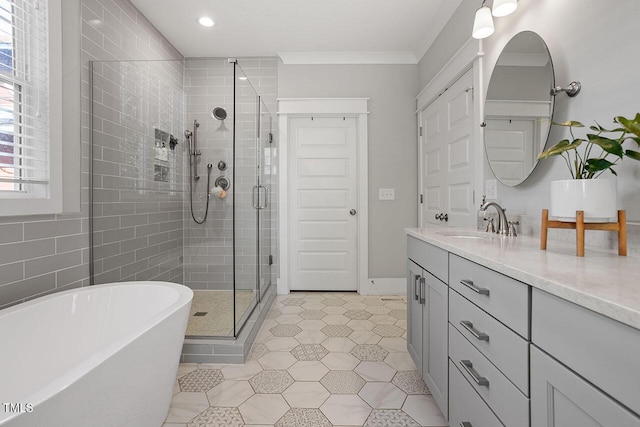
435,230,497,239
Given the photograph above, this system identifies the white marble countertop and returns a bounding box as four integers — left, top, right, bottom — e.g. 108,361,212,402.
406,226,640,330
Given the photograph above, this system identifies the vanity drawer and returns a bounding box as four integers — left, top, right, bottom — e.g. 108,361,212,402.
449,324,529,427
449,359,503,427
449,254,529,338
407,236,448,283
532,289,640,417
450,289,529,395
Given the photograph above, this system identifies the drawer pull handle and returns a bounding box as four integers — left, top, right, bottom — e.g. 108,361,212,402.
460,423,473,427
414,275,420,301
460,279,490,296
419,277,426,305
460,360,489,387
460,320,490,341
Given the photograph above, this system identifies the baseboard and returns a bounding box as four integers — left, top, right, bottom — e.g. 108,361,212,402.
360,278,406,296
276,277,289,295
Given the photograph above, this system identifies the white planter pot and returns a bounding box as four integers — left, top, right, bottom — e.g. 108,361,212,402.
549,179,617,222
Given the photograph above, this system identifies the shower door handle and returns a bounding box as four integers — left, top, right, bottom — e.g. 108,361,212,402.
253,185,268,209
252,185,259,209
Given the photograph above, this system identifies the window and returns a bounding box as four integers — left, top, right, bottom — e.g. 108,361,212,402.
0,0,62,216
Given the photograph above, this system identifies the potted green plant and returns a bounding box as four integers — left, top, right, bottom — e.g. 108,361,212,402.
537,113,640,221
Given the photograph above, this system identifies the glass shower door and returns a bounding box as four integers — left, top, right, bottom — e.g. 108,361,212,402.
258,98,273,299
233,64,259,334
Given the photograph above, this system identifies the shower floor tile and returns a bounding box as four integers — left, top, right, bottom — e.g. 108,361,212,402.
186,289,256,336
165,292,447,427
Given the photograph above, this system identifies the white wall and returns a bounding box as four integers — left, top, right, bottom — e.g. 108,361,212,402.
420,0,640,221
278,62,419,278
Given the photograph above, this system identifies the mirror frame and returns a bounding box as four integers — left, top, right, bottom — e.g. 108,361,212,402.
484,30,556,187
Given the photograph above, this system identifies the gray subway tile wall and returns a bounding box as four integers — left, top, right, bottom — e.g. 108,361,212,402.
0,0,182,308
0,0,279,309
183,58,278,292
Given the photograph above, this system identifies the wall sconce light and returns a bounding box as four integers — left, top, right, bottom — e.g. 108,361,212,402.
472,0,518,39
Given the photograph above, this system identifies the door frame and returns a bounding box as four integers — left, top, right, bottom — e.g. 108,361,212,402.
277,98,369,295
416,37,485,227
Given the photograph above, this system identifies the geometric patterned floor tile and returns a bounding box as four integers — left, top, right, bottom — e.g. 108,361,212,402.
291,344,329,361
322,297,346,306
363,298,387,306
170,293,447,427
321,324,354,337
281,298,305,306
186,406,244,427
275,408,332,427
320,394,372,426
358,382,407,409
364,409,421,427
270,324,303,337
366,306,392,315
388,309,407,320
344,309,373,320
249,370,295,394
351,344,390,362
299,309,327,320
178,369,224,392
392,370,430,395
247,342,270,360
320,370,366,394
287,360,330,381
373,324,405,337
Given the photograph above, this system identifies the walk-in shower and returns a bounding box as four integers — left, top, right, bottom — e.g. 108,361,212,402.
89,58,277,341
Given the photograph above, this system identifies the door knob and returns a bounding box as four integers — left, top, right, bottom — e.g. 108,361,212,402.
443,213,448,222
350,209,357,216
435,213,442,220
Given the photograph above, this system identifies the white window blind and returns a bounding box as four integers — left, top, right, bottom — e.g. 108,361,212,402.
0,0,49,194
0,0,62,216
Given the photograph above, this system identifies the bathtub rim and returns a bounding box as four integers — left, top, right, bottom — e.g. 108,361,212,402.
0,281,193,422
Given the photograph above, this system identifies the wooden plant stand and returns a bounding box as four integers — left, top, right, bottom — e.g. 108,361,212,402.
540,209,627,257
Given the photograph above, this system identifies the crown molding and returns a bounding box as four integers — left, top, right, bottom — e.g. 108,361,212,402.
277,51,417,65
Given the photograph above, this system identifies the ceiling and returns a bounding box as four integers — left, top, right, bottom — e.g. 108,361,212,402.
130,0,463,63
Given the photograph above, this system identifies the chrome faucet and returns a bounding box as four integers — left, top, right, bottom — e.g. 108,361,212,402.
481,201,509,236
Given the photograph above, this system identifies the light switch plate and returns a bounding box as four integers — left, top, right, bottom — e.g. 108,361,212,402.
485,179,498,200
379,188,395,200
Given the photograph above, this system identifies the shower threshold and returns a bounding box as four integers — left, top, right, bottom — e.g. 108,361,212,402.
180,284,276,363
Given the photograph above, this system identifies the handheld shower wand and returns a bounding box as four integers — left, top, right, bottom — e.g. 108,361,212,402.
185,121,212,224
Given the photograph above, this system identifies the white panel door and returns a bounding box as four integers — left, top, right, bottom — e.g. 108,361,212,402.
423,99,445,225
421,69,475,227
290,117,358,291
485,118,535,186
444,70,474,227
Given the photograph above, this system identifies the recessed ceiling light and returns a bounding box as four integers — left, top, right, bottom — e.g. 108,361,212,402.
198,16,214,27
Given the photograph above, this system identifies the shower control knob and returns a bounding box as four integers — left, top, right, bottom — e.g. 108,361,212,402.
350,209,357,216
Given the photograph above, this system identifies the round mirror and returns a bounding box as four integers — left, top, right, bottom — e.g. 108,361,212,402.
484,31,555,186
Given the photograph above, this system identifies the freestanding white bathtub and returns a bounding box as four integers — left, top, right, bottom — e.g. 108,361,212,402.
0,281,193,427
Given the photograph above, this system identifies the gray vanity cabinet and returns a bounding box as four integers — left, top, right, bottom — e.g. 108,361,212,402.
407,236,449,419
407,232,640,427
531,346,640,427
531,288,640,426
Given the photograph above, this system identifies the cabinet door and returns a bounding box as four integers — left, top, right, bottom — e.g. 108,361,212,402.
531,346,640,427
407,260,423,370
422,271,449,419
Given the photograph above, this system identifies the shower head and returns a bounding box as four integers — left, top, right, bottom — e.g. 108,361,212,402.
212,107,227,121
184,129,193,138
